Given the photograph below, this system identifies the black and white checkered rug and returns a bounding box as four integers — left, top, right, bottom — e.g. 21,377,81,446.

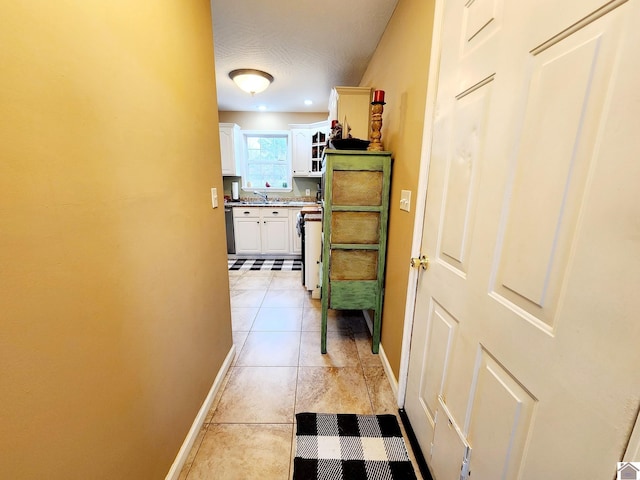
227,258,302,271
294,413,417,480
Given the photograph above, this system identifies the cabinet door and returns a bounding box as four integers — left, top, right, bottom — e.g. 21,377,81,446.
219,125,237,176
234,218,261,254
310,129,327,176
291,128,311,176
262,218,290,254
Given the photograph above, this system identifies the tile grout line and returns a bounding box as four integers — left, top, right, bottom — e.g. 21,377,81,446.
354,327,377,416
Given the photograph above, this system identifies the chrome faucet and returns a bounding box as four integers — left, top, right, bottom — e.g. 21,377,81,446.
253,190,268,202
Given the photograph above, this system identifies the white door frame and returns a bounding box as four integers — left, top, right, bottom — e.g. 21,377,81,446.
397,0,444,408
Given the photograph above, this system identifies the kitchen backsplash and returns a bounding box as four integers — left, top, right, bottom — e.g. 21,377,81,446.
222,176,320,201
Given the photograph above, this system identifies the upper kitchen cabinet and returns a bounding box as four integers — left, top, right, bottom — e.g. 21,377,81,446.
290,121,328,177
328,87,373,141
219,123,241,176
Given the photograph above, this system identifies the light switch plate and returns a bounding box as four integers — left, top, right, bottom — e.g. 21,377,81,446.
211,187,218,208
305,188,311,196
400,189,411,212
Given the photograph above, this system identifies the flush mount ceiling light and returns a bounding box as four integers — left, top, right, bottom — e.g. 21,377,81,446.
229,69,274,95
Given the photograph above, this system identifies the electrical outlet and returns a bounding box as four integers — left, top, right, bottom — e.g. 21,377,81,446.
400,189,411,212
305,188,311,196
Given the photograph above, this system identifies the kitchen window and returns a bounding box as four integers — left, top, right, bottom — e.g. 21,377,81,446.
241,131,291,191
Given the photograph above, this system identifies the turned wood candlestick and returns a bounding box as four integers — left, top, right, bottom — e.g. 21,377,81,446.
368,101,385,152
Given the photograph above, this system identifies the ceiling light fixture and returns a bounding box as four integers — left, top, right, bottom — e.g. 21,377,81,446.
229,69,274,95
304,99,313,106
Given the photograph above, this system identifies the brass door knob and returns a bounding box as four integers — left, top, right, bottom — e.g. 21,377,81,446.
410,255,429,270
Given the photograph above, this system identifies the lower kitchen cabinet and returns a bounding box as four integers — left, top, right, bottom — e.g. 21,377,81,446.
233,207,290,255
233,208,262,254
261,210,289,254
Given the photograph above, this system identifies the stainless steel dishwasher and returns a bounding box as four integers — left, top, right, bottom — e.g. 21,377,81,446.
224,206,235,254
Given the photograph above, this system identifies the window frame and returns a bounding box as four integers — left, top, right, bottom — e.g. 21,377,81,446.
239,130,292,192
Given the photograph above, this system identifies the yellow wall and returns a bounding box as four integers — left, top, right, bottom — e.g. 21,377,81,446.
0,1,232,478
361,0,435,379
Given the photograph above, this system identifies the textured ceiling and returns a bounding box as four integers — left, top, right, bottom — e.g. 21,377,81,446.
210,0,398,113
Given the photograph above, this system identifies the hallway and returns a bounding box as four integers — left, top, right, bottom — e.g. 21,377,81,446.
178,268,423,479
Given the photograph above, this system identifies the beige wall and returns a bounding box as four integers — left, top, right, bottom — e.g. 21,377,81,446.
361,0,435,379
0,1,232,478
218,111,327,130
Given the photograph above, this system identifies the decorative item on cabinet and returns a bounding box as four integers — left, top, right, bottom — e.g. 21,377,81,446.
368,90,386,152
320,149,392,354
328,120,371,150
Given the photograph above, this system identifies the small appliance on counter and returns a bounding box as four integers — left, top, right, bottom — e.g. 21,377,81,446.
231,181,240,201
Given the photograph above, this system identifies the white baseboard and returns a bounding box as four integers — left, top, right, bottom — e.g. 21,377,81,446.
379,343,399,403
362,310,399,405
165,344,236,480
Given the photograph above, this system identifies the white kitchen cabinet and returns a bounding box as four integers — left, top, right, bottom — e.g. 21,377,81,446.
291,127,311,176
328,87,372,141
290,121,328,177
261,209,289,254
233,207,290,255
289,208,302,254
219,123,241,176
233,208,261,254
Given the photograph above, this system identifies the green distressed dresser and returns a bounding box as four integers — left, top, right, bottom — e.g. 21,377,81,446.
320,149,392,354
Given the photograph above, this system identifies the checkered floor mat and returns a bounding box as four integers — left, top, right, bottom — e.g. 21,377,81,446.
294,413,417,480
228,258,302,271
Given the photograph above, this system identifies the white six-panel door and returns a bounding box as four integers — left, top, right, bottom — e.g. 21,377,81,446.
405,0,640,478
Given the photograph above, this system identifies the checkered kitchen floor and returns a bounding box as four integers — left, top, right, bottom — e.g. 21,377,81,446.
227,257,302,271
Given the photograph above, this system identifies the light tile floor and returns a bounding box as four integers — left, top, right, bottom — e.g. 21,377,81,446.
179,269,423,480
